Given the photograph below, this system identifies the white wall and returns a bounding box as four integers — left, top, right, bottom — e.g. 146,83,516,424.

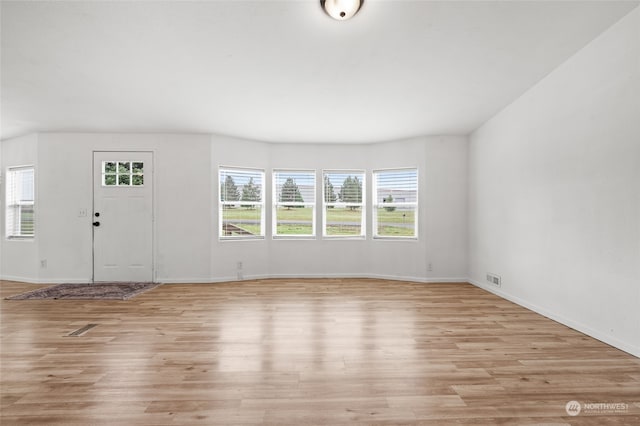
469,8,640,357
0,134,39,282
1,132,468,284
210,135,272,281
368,137,467,281
211,135,469,282
20,133,212,283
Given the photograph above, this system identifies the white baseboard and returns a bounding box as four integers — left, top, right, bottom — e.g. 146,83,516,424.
1,276,97,284
468,279,640,359
367,274,468,283
151,274,470,284
205,273,369,282
0,275,41,284
1,276,90,284
251,272,372,280
38,278,92,284
203,273,469,283
156,277,220,284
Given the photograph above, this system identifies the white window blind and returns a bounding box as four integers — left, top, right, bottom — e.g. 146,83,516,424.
219,167,265,239
322,170,365,237
273,170,316,237
373,168,418,238
6,166,35,239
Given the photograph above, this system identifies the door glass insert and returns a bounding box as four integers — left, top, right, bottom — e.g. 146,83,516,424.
102,161,144,186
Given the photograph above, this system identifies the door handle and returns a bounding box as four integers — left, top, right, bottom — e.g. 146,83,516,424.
93,221,100,227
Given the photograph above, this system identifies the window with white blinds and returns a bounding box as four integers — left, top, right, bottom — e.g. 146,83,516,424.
273,170,316,237
219,167,265,239
6,166,35,239
373,168,418,238
322,170,365,238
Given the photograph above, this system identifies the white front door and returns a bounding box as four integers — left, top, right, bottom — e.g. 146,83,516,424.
93,151,153,282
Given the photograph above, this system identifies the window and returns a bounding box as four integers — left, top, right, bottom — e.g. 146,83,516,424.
102,161,144,186
219,167,265,239
6,166,35,239
322,170,365,238
273,170,316,238
373,168,418,238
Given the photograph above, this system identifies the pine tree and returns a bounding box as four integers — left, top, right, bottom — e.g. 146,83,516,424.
280,177,304,209
383,194,396,212
241,177,261,209
324,175,337,204
339,176,362,210
221,175,239,208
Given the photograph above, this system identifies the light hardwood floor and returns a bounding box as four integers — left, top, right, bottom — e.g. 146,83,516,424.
1,279,639,425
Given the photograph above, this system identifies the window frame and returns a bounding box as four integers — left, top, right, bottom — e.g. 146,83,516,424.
372,167,419,240
322,169,366,239
218,166,266,240
272,169,316,239
6,165,35,240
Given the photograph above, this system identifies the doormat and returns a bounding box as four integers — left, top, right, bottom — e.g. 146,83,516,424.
5,282,161,300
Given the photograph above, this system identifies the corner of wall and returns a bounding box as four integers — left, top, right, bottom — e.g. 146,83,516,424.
467,7,640,358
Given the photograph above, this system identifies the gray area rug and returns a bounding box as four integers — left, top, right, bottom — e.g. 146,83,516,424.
5,282,161,300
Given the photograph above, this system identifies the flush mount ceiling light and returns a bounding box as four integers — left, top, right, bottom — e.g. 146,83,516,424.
321,0,364,21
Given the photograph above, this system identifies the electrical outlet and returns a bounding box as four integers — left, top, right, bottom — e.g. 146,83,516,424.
237,261,243,270
40,259,47,269
427,263,433,272
78,208,88,217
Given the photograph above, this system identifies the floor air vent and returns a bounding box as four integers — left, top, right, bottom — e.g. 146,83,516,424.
67,324,98,337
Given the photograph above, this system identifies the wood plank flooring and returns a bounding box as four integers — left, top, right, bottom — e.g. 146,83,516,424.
1,279,639,425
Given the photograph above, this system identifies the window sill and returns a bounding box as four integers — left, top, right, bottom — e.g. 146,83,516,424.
6,237,35,242
322,236,366,241
219,236,265,242
272,235,317,240
373,236,418,241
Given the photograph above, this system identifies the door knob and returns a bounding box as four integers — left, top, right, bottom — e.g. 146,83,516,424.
94,212,100,217
93,221,100,227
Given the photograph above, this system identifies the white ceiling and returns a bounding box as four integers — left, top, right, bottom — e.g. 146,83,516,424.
1,0,637,143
